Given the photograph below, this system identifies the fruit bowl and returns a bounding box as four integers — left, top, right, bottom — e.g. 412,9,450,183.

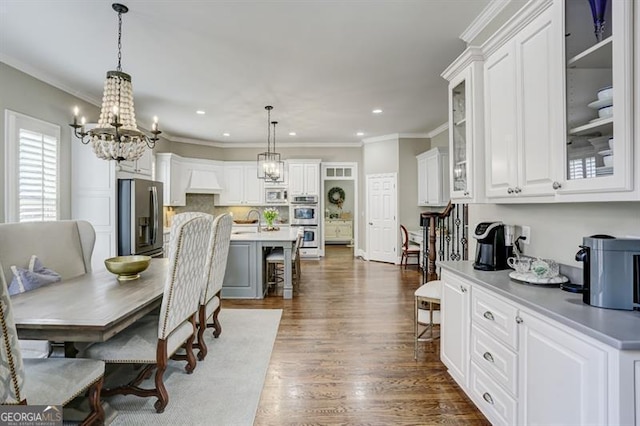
104,255,151,281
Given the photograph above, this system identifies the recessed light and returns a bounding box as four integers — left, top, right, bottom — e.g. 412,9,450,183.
289,132,296,136
372,109,383,114
223,132,230,137
356,132,365,136
196,110,206,115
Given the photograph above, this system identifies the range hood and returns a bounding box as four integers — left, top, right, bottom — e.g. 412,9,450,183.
185,170,223,194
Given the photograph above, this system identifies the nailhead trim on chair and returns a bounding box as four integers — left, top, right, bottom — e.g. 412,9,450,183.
0,296,22,403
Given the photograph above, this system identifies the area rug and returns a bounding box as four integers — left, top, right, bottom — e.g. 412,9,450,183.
108,308,282,426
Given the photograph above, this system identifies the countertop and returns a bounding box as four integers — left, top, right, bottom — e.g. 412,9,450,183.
230,226,300,242
438,261,640,350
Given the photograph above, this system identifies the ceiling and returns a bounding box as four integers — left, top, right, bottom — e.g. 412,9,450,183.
0,0,490,147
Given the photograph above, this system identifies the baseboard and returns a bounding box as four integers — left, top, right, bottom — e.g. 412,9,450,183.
356,248,367,260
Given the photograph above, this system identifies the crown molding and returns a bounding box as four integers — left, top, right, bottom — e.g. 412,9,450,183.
362,133,429,145
441,46,484,81
169,135,363,149
460,0,512,44
481,0,553,58
1,54,101,106
426,122,448,138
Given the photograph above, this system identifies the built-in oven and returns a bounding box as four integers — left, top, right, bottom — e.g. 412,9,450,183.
290,204,318,225
293,226,318,248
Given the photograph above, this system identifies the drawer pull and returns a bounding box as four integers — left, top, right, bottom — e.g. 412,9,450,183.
483,352,494,363
483,392,494,405
483,311,495,321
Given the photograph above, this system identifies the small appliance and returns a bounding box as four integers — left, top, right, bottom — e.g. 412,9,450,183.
292,225,318,249
291,195,318,204
290,195,319,226
118,178,164,257
575,235,640,310
265,187,288,204
473,221,509,271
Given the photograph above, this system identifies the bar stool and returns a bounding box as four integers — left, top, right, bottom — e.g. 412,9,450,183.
414,280,442,359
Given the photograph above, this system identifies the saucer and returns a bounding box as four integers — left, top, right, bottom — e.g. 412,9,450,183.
509,271,569,286
587,97,613,110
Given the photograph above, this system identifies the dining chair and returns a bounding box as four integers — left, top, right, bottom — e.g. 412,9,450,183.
0,272,105,425
194,213,233,361
84,213,212,413
400,225,421,268
414,280,442,359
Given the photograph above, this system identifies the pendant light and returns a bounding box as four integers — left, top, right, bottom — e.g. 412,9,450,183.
257,106,284,182
69,3,160,162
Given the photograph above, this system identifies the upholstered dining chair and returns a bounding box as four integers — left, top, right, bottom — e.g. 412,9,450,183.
400,225,421,269
0,272,105,425
194,213,233,361
84,213,212,413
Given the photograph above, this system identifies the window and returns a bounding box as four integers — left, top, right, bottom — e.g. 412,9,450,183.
568,156,596,180
5,110,60,222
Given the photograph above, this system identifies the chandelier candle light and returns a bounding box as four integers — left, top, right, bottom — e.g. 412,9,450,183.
70,3,161,162
257,106,285,182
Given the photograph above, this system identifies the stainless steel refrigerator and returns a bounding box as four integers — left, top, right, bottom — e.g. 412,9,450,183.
118,178,164,257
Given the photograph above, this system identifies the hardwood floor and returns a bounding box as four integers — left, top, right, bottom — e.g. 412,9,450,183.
225,245,489,425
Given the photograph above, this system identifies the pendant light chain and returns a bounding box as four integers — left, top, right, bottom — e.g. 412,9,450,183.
116,10,123,72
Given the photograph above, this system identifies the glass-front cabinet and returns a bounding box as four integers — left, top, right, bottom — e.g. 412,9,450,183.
559,0,634,198
442,47,484,203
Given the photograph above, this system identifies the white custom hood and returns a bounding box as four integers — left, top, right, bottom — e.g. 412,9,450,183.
185,170,222,194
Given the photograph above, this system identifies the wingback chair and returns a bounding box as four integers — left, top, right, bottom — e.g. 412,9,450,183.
195,213,233,360
84,213,212,413
0,220,96,359
0,268,105,425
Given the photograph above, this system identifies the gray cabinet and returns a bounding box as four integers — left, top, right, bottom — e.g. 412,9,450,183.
221,241,260,298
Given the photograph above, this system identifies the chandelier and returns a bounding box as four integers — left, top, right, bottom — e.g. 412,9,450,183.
257,106,284,182
69,3,160,162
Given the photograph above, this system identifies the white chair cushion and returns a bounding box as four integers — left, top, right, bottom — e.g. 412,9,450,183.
202,214,233,305
415,280,442,300
266,249,284,262
23,357,104,406
84,315,194,364
202,296,220,323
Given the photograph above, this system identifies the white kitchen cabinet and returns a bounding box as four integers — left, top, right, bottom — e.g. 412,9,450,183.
416,147,449,206
324,219,352,243
155,153,186,206
440,270,471,388
441,47,485,203
517,309,608,425
556,0,636,201
288,160,320,196
484,5,561,201
117,147,154,179
218,162,264,205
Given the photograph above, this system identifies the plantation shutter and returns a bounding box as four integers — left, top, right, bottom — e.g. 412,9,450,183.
18,128,58,222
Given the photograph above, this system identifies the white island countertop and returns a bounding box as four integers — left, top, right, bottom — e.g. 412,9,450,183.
231,227,300,242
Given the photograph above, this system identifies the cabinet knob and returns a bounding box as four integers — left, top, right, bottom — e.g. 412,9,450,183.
483,352,495,363
463,191,469,196
483,311,495,321
552,181,562,190
369,222,373,225
507,187,514,194
514,187,522,194
482,392,494,405
515,316,523,324
460,285,467,293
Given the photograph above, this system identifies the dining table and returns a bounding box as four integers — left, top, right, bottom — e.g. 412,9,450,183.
11,258,168,356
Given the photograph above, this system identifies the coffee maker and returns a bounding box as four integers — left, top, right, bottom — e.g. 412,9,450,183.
575,235,640,310
473,222,511,271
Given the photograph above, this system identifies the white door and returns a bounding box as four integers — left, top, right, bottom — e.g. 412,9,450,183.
303,163,319,195
366,173,397,263
221,164,244,205
243,164,263,204
288,163,305,195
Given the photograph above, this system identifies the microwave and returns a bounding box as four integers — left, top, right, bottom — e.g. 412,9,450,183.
265,187,287,204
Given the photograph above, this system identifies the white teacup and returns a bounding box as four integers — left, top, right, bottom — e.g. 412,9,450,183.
508,257,531,273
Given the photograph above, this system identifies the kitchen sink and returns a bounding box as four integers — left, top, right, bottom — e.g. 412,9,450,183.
232,230,258,234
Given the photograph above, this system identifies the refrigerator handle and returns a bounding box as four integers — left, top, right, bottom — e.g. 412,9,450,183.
151,186,159,246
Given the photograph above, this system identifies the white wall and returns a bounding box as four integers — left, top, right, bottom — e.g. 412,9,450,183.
399,137,430,230
469,202,640,267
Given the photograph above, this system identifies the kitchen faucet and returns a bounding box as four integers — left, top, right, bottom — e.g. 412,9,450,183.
246,209,262,233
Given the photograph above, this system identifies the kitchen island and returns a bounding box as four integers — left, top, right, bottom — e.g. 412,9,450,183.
222,227,300,300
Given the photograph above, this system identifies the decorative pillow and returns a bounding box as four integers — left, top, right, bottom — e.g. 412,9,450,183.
8,255,61,296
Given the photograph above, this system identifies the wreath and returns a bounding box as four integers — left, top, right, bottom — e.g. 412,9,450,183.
328,187,345,209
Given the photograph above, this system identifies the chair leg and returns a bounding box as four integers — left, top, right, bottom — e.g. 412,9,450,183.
210,303,222,338
153,351,169,413
80,377,104,426
184,316,197,374
414,295,418,360
196,305,208,361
